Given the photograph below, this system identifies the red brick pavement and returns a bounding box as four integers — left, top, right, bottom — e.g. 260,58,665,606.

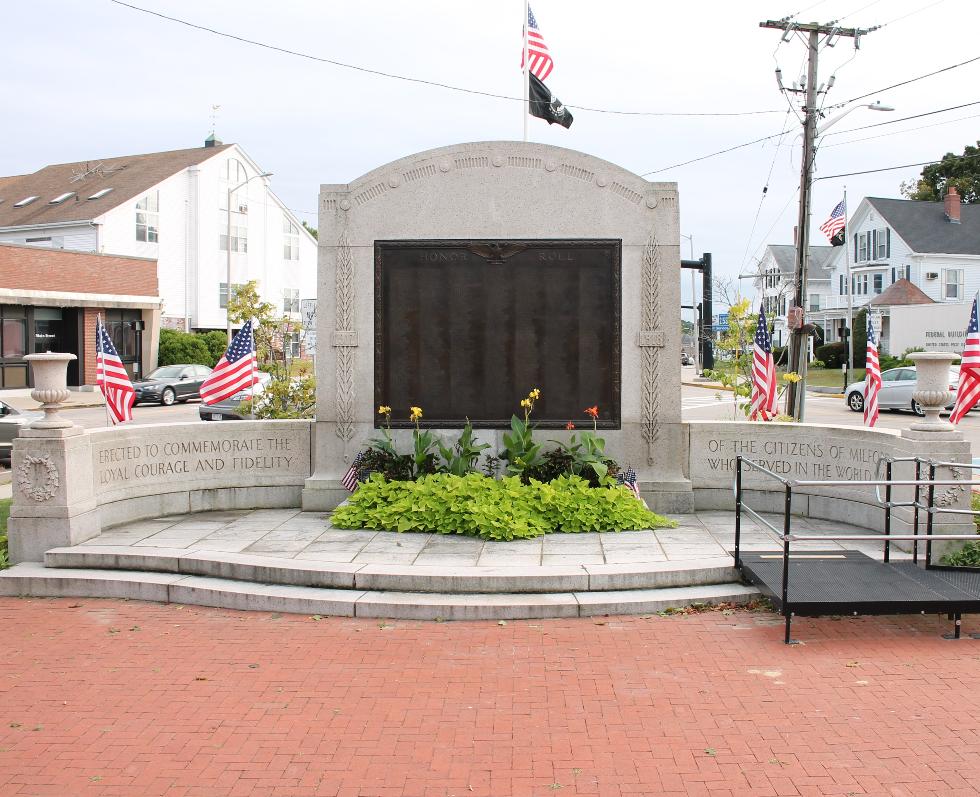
1,598,979,797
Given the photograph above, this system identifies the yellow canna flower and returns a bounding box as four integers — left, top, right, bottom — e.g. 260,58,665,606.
409,406,423,421
529,388,541,400
378,405,392,416
520,398,532,409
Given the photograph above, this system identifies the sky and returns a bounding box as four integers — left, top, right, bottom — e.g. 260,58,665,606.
4,0,979,315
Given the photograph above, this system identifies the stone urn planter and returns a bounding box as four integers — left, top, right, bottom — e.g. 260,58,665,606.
25,352,77,429
908,352,957,434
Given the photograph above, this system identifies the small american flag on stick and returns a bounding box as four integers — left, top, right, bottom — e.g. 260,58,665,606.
342,452,365,492
95,315,135,425
750,304,777,421
522,5,554,82
617,466,641,500
864,315,881,427
200,319,261,405
951,296,980,424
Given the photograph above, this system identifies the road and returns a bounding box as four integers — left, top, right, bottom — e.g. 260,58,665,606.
681,365,980,454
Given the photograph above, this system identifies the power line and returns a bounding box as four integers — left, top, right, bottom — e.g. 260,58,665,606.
823,99,980,137
106,0,783,118
640,130,790,175
822,111,980,148
877,0,948,28
838,53,980,106
814,151,980,181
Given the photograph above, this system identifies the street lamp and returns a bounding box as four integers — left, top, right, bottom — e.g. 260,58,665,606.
226,171,273,342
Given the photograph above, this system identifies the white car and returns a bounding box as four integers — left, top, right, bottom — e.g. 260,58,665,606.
845,366,959,416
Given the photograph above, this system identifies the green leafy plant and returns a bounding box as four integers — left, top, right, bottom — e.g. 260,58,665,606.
438,421,491,476
331,473,676,541
239,374,315,419
409,406,438,478
0,497,10,570
502,388,545,479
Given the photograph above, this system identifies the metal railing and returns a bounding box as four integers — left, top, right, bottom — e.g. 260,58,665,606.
734,455,980,643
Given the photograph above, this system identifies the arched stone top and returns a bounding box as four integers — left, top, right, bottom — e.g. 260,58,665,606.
320,141,675,213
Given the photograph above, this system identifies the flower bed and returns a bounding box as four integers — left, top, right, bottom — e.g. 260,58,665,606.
332,473,675,541
334,390,676,540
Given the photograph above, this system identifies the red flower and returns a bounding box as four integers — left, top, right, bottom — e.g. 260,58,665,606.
584,406,599,419
565,421,575,430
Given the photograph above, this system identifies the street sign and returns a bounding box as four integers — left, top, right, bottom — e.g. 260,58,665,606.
715,313,729,331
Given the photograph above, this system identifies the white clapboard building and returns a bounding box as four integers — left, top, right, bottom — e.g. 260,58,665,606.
0,137,316,335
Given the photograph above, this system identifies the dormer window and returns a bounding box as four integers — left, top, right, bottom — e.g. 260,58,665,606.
13,196,38,207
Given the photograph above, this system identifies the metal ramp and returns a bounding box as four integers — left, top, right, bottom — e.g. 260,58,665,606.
735,456,980,643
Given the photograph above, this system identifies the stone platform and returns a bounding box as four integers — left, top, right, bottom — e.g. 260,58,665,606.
0,509,901,620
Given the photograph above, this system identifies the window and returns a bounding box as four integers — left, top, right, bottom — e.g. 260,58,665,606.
283,215,300,260
287,332,301,358
283,288,300,314
898,369,917,381
881,369,901,383
219,210,248,253
860,274,869,295
875,228,889,259
873,273,883,294
136,191,159,242
223,158,249,212
891,267,896,283
857,232,869,262
904,264,911,281
809,295,820,311
944,269,964,300
839,275,848,295
219,282,245,309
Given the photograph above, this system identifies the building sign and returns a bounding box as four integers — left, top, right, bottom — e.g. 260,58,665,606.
888,303,972,356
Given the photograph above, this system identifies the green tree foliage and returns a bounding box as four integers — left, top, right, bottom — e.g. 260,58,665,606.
225,281,278,364
301,220,318,240
901,141,980,203
704,298,757,417
199,331,229,366
853,308,868,367
157,329,212,367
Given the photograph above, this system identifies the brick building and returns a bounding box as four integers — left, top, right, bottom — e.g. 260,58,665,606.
0,242,160,389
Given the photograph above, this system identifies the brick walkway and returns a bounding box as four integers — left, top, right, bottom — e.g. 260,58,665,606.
1,598,979,797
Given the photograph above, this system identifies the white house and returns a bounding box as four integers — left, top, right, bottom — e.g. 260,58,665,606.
0,137,316,341
810,189,979,353
753,244,835,348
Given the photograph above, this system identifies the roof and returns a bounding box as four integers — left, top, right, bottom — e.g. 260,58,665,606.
765,244,835,280
0,144,232,228
867,197,980,256
869,278,935,306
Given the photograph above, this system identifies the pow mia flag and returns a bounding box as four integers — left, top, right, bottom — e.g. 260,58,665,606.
529,73,573,129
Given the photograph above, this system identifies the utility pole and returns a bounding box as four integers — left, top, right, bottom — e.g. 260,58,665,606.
759,18,874,421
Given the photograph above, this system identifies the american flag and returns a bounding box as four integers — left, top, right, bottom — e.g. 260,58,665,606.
342,451,365,492
96,316,135,424
616,466,641,500
819,199,847,243
522,5,554,82
951,296,980,424
199,318,260,405
750,304,777,421
864,315,881,427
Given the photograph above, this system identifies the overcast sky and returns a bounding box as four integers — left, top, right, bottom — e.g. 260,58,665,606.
4,0,979,312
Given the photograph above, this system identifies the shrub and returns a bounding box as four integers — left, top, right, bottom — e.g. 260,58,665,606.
199,331,229,367
809,359,825,369
814,342,847,369
158,329,212,367
0,497,10,570
331,473,676,541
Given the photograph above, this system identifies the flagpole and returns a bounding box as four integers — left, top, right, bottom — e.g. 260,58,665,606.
522,0,529,141
844,186,854,384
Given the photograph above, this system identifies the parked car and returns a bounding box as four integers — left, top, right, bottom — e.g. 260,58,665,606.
845,366,959,416
681,352,693,366
199,371,273,421
0,400,43,464
133,364,213,406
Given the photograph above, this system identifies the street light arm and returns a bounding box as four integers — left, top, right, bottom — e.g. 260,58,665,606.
817,101,893,136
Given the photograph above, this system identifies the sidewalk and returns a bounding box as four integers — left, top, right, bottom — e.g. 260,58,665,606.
1,389,104,411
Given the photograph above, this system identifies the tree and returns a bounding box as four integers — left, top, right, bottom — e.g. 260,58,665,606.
158,329,211,367
199,331,228,367
900,141,980,203
225,281,278,365
302,220,318,240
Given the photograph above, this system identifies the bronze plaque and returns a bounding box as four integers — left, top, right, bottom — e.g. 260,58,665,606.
375,240,621,428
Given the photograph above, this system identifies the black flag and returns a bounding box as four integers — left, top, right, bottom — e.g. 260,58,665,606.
829,227,846,247
529,73,573,129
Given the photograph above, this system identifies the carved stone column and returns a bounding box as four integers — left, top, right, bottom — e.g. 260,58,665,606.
7,354,98,563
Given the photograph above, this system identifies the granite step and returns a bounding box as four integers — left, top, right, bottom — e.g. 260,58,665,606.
42,546,739,594
0,563,759,620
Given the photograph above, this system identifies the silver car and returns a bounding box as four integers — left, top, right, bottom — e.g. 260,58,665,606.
845,366,959,416
0,400,43,464
199,371,273,421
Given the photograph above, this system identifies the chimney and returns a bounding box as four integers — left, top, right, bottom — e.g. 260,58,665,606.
204,134,222,148
945,186,961,224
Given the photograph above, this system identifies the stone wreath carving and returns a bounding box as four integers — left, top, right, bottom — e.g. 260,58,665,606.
934,465,966,508
639,233,661,464
17,455,60,502
335,230,356,443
